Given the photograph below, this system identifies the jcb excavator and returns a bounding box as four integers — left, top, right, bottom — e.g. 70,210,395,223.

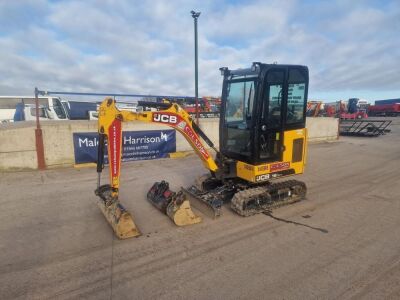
95,62,309,239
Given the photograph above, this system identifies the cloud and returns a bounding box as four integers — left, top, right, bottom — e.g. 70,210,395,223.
0,0,399,101
204,0,294,39
0,0,49,33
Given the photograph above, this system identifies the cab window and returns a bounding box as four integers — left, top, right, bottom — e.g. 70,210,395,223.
225,80,255,124
30,107,47,118
264,70,284,129
286,69,307,124
53,98,67,119
223,80,256,158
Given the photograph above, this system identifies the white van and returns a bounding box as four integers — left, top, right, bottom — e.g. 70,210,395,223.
0,96,69,122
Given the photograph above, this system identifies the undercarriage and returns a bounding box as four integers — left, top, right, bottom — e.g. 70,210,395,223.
178,175,307,218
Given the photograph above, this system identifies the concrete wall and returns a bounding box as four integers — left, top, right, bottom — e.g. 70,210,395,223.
306,117,339,142
0,122,37,170
40,119,220,168
0,117,338,170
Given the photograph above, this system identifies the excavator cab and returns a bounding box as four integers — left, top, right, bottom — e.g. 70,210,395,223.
219,63,309,165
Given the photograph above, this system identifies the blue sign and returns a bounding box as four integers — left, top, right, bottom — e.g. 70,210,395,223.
73,130,176,164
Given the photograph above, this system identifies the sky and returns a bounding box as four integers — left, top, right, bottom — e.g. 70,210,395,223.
0,0,399,102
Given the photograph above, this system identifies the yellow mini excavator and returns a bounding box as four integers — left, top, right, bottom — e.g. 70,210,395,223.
95,62,309,239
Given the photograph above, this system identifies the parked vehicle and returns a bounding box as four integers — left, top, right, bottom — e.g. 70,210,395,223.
13,103,52,121
63,101,98,120
61,100,70,119
368,103,400,116
64,100,139,120
340,98,368,119
0,96,68,122
0,109,16,123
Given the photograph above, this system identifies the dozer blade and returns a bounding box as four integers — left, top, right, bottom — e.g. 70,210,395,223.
96,185,140,239
147,181,202,226
181,186,222,219
181,173,235,219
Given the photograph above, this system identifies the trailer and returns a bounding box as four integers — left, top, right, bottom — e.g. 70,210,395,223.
339,119,392,136
368,103,400,117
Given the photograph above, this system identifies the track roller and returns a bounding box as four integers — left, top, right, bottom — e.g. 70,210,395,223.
231,180,307,216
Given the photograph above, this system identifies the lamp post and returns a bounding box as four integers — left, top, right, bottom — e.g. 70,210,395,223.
191,10,200,125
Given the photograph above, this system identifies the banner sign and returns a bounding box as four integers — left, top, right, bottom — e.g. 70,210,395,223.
73,130,176,164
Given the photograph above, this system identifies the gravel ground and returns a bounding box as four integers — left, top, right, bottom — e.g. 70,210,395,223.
1,118,399,299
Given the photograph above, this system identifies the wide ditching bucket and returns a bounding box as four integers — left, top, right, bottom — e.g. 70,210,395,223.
147,181,202,226
96,185,140,239
166,198,202,226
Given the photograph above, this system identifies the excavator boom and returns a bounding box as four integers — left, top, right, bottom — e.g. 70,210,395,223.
98,98,218,187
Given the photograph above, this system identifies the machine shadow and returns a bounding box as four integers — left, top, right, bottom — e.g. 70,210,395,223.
263,212,329,234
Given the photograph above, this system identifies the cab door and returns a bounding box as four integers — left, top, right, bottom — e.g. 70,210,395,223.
220,78,257,163
257,68,286,163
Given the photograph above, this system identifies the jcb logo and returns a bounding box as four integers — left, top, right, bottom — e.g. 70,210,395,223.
153,113,177,124
255,174,270,182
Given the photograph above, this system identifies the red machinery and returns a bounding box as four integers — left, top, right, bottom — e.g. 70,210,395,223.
368,103,400,117
324,99,368,119
340,98,368,119
162,97,221,118
340,111,368,119
306,101,324,117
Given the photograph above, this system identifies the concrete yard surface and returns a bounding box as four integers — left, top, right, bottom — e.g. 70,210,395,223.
1,119,400,299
